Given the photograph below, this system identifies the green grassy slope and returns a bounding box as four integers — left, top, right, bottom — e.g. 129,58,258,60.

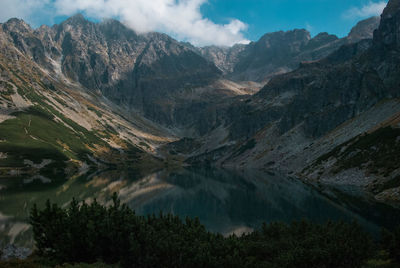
0,106,97,177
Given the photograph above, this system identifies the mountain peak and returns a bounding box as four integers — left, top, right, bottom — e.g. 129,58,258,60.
312,32,338,41
2,18,32,33
373,0,400,49
98,18,139,40
257,29,311,46
63,13,88,25
100,18,124,27
347,16,380,42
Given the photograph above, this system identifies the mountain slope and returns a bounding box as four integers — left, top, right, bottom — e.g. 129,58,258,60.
0,4,396,205
0,22,177,179
2,15,225,126
199,17,380,83
185,0,400,205
1,14,380,134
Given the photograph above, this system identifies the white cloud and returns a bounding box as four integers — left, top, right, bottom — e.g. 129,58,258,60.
343,1,387,19
0,0,52,27
0,0,249,46
48,0,249,46
305,22,314,33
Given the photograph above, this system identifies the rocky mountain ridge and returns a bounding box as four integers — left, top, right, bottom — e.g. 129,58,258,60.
198,16,380,83
7,15,225,126
0,0,399,207
0,17,180,180
184,0,400,205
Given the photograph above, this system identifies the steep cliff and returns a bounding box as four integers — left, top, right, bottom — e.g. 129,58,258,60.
186,0,400,205
198,17,380,83
0,3,396,204
0,17,177,179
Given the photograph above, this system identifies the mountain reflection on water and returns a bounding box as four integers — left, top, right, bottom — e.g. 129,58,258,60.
1,167,400,247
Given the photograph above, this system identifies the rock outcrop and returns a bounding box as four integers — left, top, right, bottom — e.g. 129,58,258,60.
0,2,396,204
199,17,380,83
186,0,400,205
2,15,222,126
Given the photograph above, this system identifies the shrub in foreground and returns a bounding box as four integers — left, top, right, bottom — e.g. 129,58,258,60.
382,225,400,263
30,194,375,267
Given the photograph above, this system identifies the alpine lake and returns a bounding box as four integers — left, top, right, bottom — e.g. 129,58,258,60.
1,167,400,248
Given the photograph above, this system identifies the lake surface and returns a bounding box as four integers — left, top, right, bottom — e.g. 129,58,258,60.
1,167,400,247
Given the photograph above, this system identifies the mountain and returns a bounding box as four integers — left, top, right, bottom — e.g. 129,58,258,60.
196,44,246,74
185,0,400,205
0,17,179,180
0,13,261,179
199,17,380,83
0,14,379,131
14,15,225,125
347,16,381,42
0,2,397,206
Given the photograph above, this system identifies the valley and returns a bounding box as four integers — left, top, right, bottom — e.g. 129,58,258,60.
1,0,400,256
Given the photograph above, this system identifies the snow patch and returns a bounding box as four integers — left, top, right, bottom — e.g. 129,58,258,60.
7,223,30,244
10,92,31,109
23,159,53,169
23,175,52,184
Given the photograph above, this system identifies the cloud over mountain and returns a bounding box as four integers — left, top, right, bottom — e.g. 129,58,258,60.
0,0,52,26
1,0,249,47
343,1,387,19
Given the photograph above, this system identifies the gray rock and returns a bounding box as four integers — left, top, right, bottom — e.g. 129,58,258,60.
1,244,32,261
198,16,380,83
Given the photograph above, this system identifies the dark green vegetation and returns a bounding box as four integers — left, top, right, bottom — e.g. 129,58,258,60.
311,127,400,177
333,127,400,176
0,106,78,176
233,138,256,157
11,195,397,268
0,54,166,175
0,81,159,178
382,225,400,264
0,103,113,178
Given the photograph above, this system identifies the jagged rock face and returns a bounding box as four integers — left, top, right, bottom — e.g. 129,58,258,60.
56,15,147,89
196,44,246,74
182,3,400,207
371,0,400,91
1,18,50,69
60,17,221,125
0,13,383,139
199,17,380,83
1,15,221,126
225,15,392,141
294,1,400,203
375,0,400,50
347,16,380,42
208,0,398,156
0,14,380,130
0,19,174,179
1,2,398,203
303,32,339,50
198,28,322,79
230,29,311,82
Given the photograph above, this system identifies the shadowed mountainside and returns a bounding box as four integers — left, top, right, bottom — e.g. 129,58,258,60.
0,1,398,206
185,0,400,205
198,17,380,83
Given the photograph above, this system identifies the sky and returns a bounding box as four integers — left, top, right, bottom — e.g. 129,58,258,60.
0,0,388,46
